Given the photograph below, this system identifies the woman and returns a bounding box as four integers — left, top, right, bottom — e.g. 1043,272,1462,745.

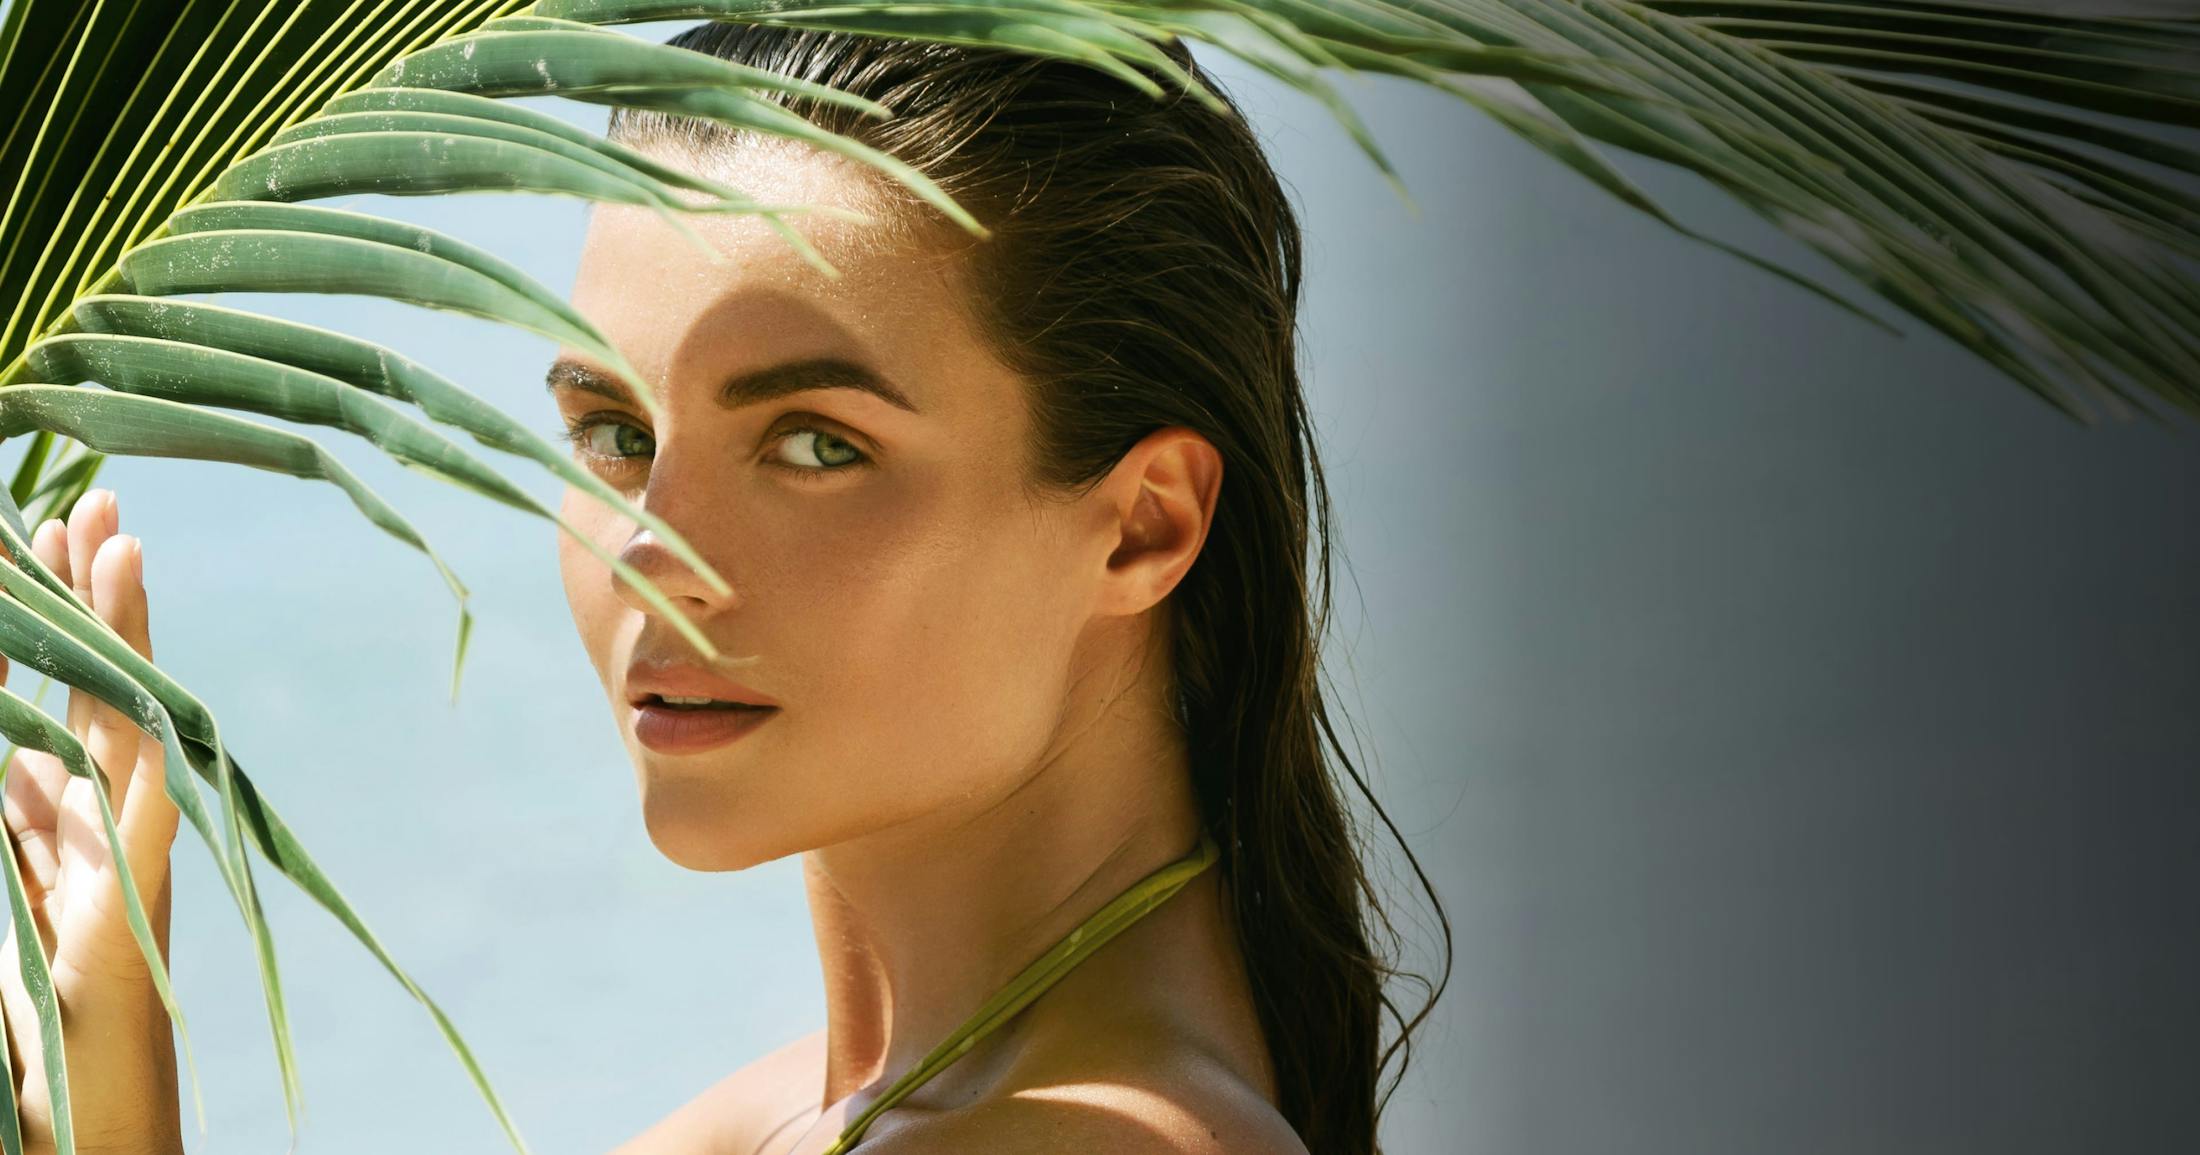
0,24,1445,1155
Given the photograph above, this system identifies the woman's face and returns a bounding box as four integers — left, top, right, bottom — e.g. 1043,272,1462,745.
555,144,1110,871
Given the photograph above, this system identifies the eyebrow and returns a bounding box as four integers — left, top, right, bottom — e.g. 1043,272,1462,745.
544,355,919,414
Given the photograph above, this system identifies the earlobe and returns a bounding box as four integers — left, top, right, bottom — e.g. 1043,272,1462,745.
1100,427,1224,616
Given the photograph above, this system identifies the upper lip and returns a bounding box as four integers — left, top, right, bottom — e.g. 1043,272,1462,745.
624,659,780,709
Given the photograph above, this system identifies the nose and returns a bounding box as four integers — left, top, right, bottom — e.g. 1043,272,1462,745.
611,516,739,624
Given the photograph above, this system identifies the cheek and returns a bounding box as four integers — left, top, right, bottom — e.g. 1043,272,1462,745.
557,487,625,685
585,457,1087,866
769,478,1079,799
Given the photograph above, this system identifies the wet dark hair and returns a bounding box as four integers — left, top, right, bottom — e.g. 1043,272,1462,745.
610,24,1450,1154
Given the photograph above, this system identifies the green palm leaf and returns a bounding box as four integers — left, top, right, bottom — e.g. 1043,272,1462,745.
0,0,2192,1150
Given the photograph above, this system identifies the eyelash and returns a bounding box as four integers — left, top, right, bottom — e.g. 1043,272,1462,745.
555,412,873,480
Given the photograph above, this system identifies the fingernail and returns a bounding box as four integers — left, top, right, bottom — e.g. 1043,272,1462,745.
131,537,143,582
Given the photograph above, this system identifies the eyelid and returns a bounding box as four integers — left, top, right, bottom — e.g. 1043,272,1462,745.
556,403,648,429
556,411,653,467
764,421,873,475
768,408,877,453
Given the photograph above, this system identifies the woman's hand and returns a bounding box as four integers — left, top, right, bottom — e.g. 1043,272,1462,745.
0,488,183,1155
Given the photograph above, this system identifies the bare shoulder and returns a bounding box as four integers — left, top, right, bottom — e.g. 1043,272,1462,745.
610,1028,826,1155
865,1035,1306,1155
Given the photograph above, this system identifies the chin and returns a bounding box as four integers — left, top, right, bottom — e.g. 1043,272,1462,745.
638,782,797,872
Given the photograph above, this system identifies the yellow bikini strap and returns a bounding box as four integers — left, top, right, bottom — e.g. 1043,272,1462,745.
821,832,1223,1154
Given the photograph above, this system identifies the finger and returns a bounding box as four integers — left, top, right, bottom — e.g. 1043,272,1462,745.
36,516,91,740
3,747,66,894
4,749,66,955
25,519,69,731
114,740,179,936
56,771,103,898
27,519,66,671
84,534,146,815
63,493,116,739
92,533,150,661
65,490,116,602
13,522,78,913
29,517,66,587
18,519,79,886
25,513,97,902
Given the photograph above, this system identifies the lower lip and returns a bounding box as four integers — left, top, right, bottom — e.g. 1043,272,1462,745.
631,703,779,754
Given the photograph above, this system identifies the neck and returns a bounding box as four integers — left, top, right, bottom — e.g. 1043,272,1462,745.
801,621,1204,1102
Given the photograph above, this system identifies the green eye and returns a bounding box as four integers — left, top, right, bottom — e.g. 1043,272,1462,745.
775,427,867,471
560,416,653,464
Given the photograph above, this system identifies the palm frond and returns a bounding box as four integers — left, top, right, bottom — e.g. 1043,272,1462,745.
0,0,2193,1150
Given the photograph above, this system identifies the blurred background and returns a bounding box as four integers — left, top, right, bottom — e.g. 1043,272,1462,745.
8,30,2195,1155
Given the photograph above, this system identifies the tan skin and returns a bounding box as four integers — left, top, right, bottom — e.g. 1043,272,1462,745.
0,139,1302,1154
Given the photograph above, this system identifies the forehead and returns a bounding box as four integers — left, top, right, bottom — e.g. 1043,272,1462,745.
569,139,994,416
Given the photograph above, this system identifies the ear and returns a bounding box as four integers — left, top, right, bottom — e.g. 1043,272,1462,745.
1094,426,1224,618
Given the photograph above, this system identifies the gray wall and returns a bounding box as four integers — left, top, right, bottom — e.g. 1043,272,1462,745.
1282,62,2200,1155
